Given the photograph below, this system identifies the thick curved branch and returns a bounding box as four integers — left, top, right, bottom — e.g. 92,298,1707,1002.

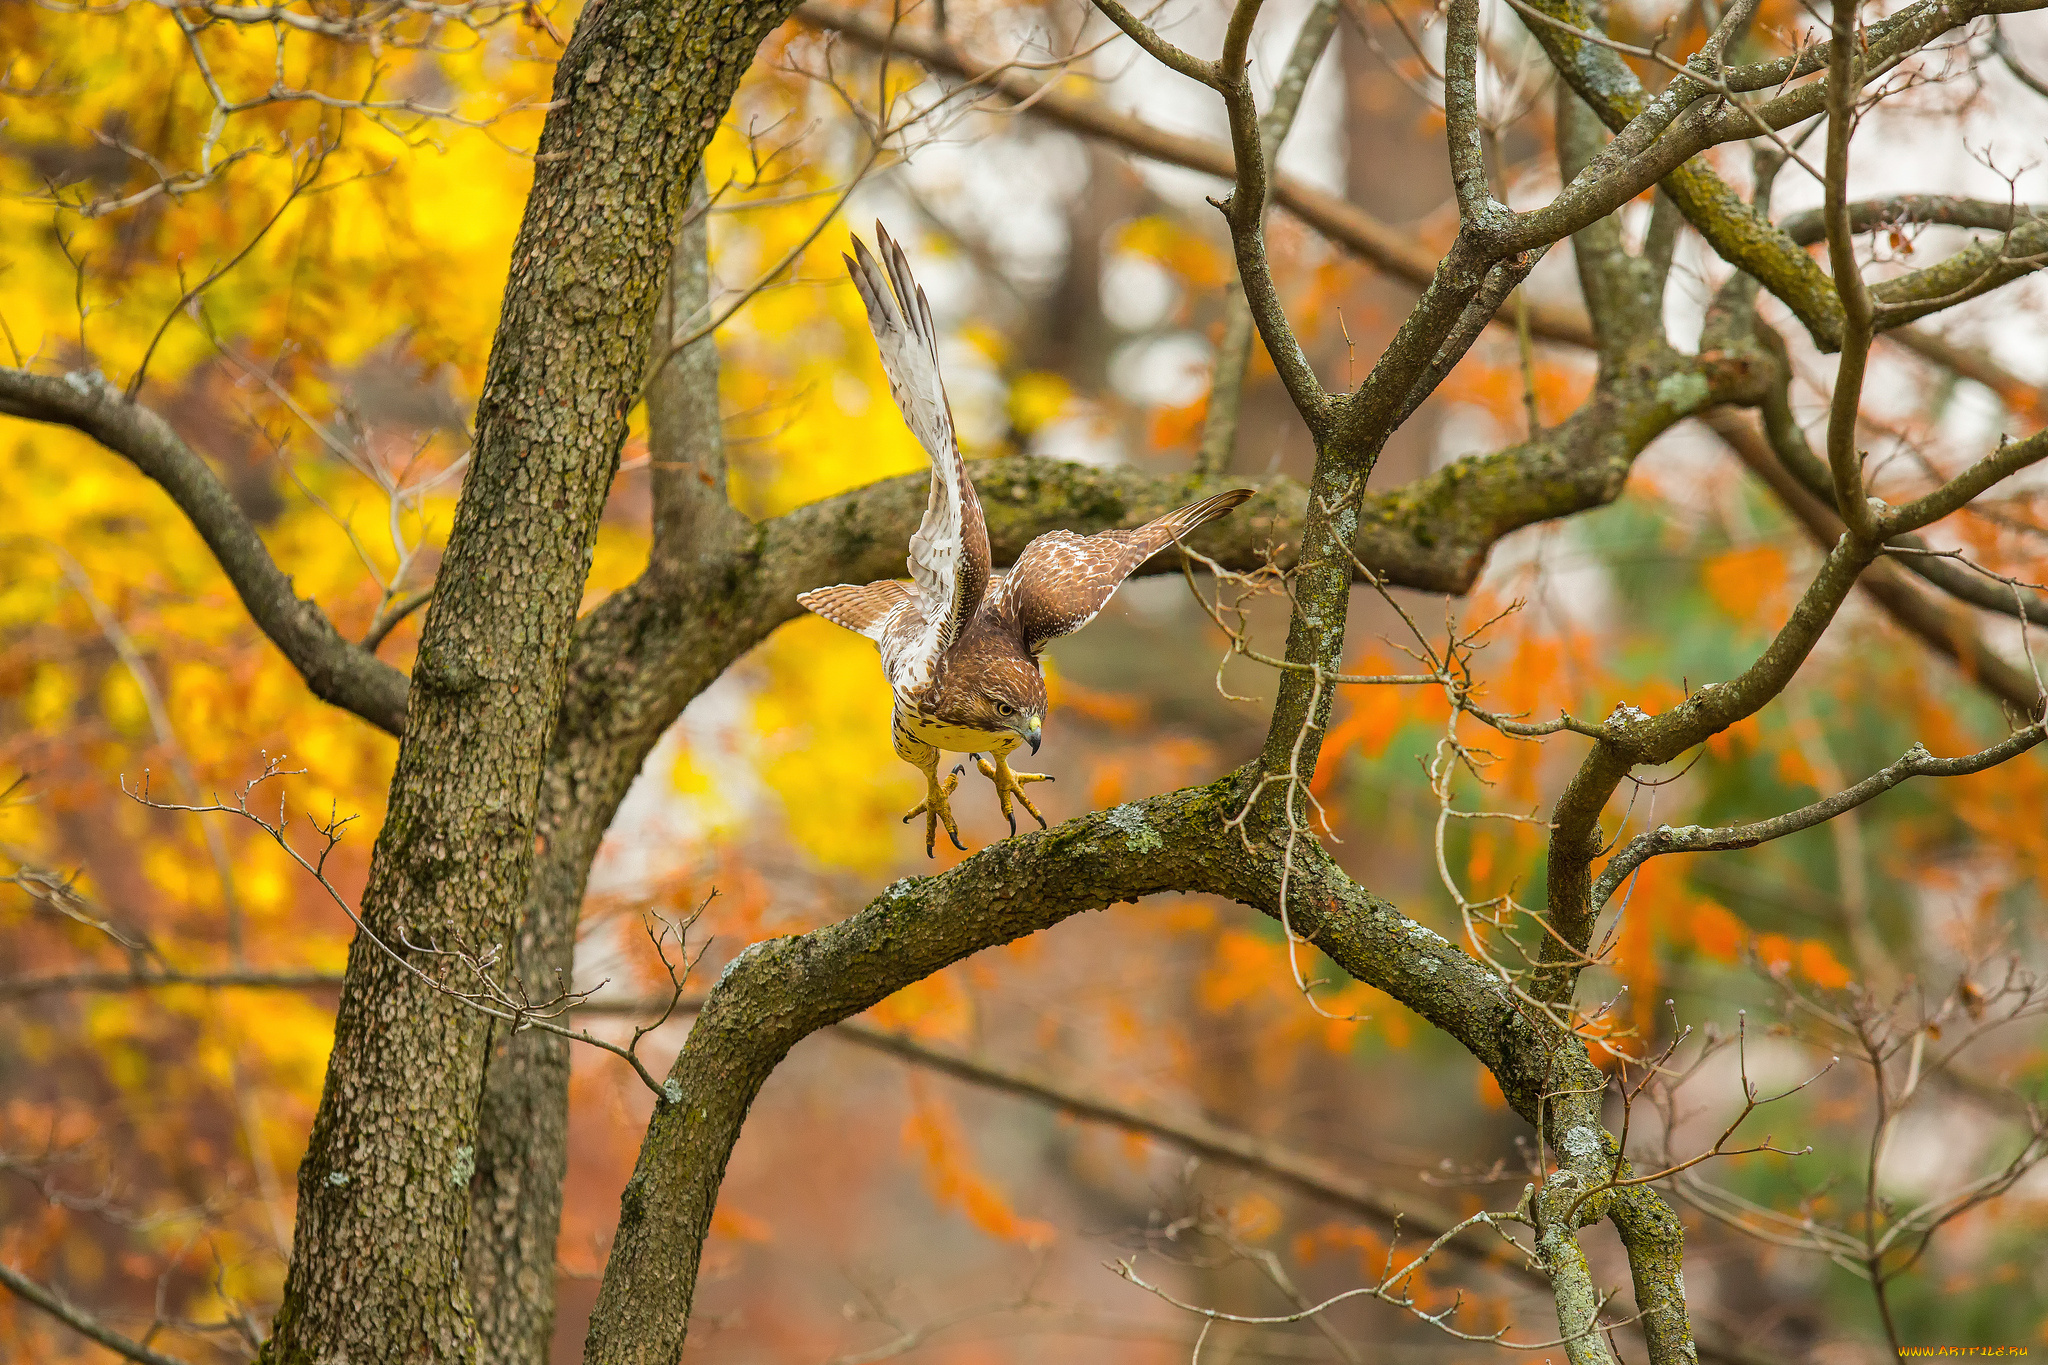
504,339,1748,1355
1822,0,1881,542
731,339,1759,624
1866,215,2048,331
1608,1186,1697,1365
0,368,410,735
578,770,1602,1359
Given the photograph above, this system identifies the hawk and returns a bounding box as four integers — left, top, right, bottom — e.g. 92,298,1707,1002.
799,227,1255,856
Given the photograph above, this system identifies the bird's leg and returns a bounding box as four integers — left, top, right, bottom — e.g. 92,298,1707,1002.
896,733,964,857
975,740,1053,835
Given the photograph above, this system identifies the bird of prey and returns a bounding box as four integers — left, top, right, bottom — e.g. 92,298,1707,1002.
799,227,1255,856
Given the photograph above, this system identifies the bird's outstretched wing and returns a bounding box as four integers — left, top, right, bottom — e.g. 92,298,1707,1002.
994,489,1256,654
796,579,912,642
844,225,990,690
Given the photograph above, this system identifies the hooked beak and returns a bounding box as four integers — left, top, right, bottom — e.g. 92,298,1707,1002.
1026,714,1042,754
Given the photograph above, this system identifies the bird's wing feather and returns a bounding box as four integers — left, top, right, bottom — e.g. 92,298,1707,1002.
797,580,912,643
995,489,1255,654
844,227,990,689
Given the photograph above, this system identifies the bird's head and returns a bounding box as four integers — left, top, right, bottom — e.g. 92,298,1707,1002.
973,657,1048,754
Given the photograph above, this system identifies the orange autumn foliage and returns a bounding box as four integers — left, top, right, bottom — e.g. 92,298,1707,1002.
902,1084,1055,1250
1311,653,1451,797
1702,544,1795,631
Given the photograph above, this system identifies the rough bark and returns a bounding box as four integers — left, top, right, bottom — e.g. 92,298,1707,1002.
465,171,743,1361
257,0,802,1357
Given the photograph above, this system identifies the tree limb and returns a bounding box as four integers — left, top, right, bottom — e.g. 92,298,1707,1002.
577,769,1618,1359
0,367,410,735
1705,407,2048,716
1593,723,2046,905
0,968,344,1002
0,1262,194,1365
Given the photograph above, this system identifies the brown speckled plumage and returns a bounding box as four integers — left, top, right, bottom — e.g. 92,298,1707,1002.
798,225,1253,851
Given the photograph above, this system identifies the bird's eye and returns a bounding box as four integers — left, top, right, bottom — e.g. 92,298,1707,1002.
995,700,1014,716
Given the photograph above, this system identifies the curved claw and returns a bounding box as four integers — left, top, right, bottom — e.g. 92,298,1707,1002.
975,753,1052,835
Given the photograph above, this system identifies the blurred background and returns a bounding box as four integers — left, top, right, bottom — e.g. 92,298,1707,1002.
3,0,2047,1358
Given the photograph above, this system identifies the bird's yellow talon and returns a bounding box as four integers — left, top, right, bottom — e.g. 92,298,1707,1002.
976,753,1051,835
904,766,963,857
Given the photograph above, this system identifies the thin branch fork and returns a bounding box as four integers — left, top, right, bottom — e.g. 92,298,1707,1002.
1668,969,2048,1297
0,1261,194,1365
1512,0,2048,349
794,2,1601,350
123,757,706,1097
800,0,2043,409
1591,722,2048,906
1540,385,2048,991
1562,1014,1832,1230
1110,1208,1550,1347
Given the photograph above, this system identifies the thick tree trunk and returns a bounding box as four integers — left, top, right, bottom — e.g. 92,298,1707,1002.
259,2,798,1358
466,174,745,1361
